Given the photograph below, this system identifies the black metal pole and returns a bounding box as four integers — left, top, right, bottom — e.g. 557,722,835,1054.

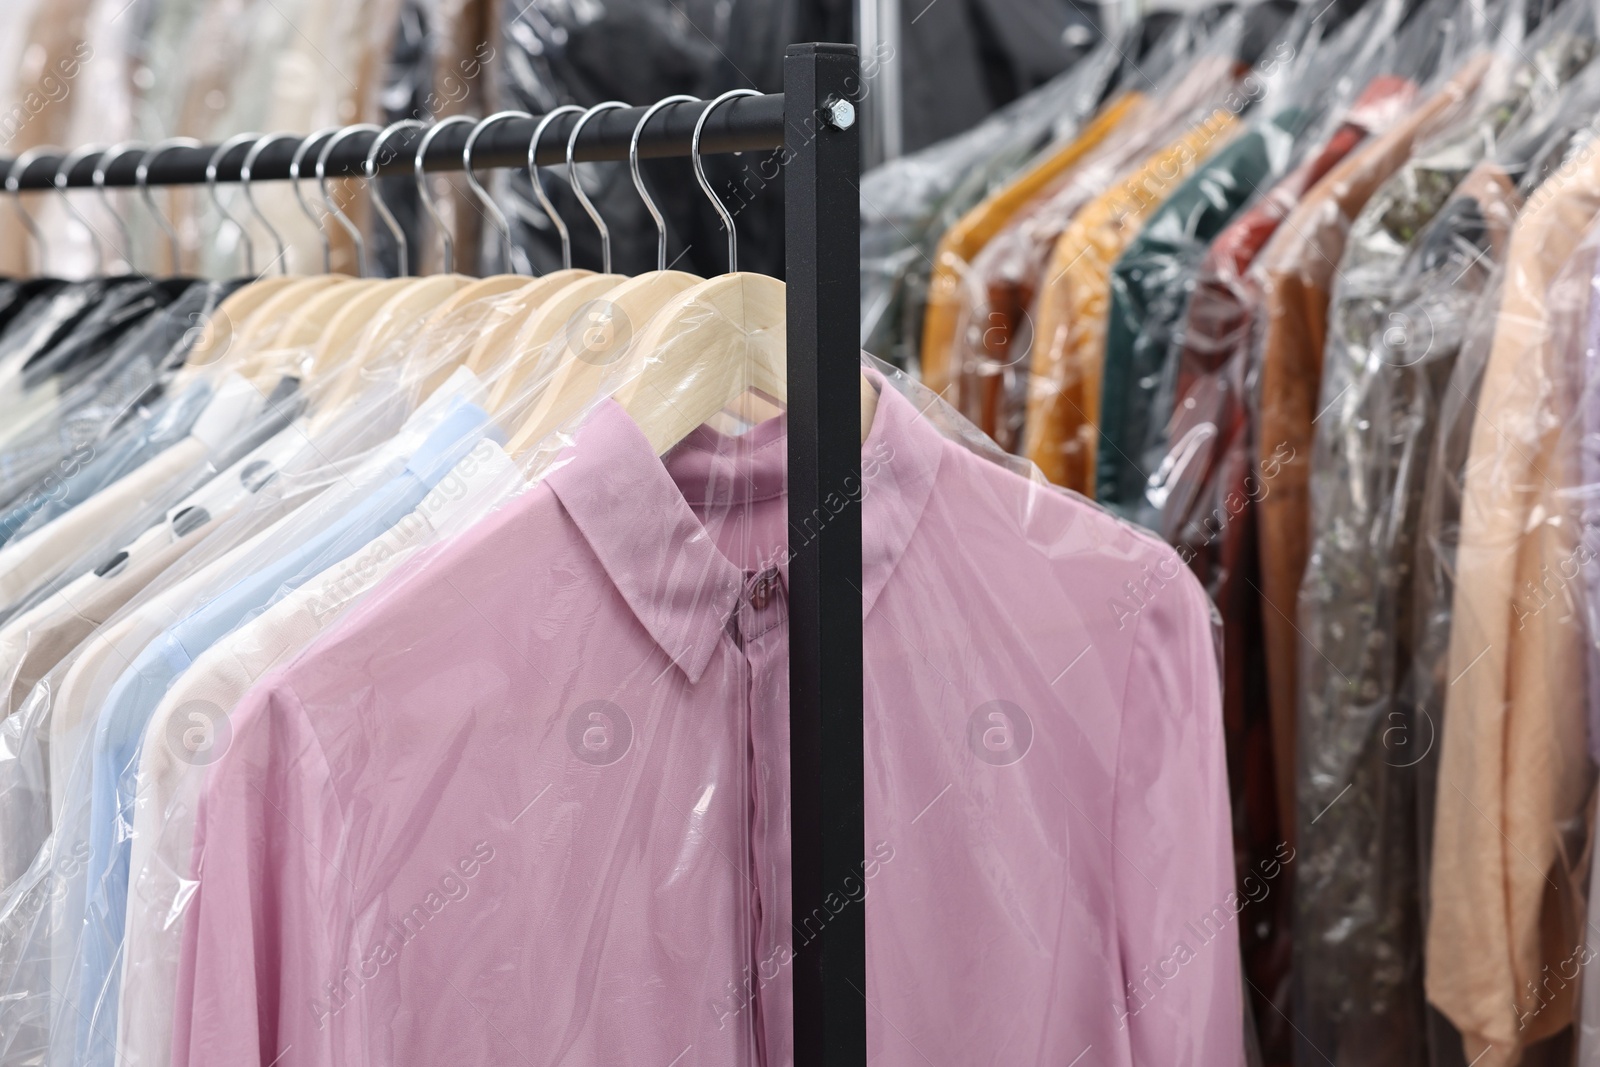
784,42,864,1067
1,94,787,189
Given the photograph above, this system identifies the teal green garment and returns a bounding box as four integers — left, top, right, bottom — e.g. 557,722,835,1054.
1096,111,1298,523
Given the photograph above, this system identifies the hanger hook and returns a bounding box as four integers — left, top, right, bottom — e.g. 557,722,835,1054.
54,144,105,275
463,110,532,275
6,146,60,275
137,138,202,274
414,115,477,275
317,124,381,278
693,89,759,273
205,132,261,276
630,95,697,273
92,142,145,273
566,101,628,275
241,132,297,275
527,105,583,270
365,119,425,278
290,127,341,272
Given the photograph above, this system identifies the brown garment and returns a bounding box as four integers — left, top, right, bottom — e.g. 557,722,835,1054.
924,56,1239,446
1022,108,1241,491
1251,54,1490,846
918,94,1144,399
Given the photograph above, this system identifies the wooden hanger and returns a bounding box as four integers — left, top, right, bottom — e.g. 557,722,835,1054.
504,98,711,454
617,271,786,454
460,270,592,375
184,132,344,374
460,105,600,380
317,274,466,382
506,270,700,454
485,272,626,413
610,92,788,455
618,92,874,452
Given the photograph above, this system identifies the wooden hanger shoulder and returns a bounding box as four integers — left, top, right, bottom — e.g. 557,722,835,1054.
485,273,625,414
312,275,469,404
182,275,304,370
506,270,700,457
423,274,530,327
272,279,401,349
232,275,348,350
461,269,593,375
306,280,417,373
618,272,787,454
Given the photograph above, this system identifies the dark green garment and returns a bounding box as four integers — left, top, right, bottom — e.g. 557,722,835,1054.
1096,112,1300,523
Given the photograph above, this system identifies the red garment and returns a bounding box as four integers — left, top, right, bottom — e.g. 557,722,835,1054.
1156,74,1416,1055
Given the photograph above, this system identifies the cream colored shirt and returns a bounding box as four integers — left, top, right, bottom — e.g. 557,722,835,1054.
115,437,518,1067
0,373,264,616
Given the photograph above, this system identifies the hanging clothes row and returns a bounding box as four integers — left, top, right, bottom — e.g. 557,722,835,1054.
863,0,1600,1062
0,63,1237,1067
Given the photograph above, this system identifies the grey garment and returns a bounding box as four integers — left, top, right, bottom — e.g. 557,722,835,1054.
1294,183,1508,1067
0,283,236,534
1294,45,1600,1067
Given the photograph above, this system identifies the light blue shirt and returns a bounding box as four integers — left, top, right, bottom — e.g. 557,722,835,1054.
72,398,496,1067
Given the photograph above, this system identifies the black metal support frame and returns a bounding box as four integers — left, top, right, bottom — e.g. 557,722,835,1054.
1,42,866,1067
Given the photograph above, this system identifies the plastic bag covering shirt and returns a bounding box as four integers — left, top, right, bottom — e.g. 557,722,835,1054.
1425,155,1600,1066
1020,107,1244,493
0,281,238,514
170,374,1238,1067
0,377,216,550
0,372,269,619
937,47,1247,449
1148,73,1416,1041
1251,52,1492,848
1292,31,1599,1065
917,92,1142,399
71,399,496,1067
0,369,496,1063
38,366,488,838
116,438,522,1067
1095,104,1301,522
1295,162,1522,1066
1577,244,1600,1067
859,39,1121,370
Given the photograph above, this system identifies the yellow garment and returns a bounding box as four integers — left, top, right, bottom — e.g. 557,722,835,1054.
919,92,1142,397
1023,107,1239,492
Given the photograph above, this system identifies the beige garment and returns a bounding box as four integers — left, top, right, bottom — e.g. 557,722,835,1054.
0,373,264,615
116,436,519,1067
0,443,204,616
1426,149,1600,1066
0,515,217,725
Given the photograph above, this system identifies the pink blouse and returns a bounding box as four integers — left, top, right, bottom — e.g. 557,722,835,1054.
173,379,1239,1067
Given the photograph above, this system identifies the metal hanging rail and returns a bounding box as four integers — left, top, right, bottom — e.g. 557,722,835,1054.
3,95,789,187
0,41,867,1067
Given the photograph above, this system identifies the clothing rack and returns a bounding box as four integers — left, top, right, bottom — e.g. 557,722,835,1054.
1,41,865,1067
